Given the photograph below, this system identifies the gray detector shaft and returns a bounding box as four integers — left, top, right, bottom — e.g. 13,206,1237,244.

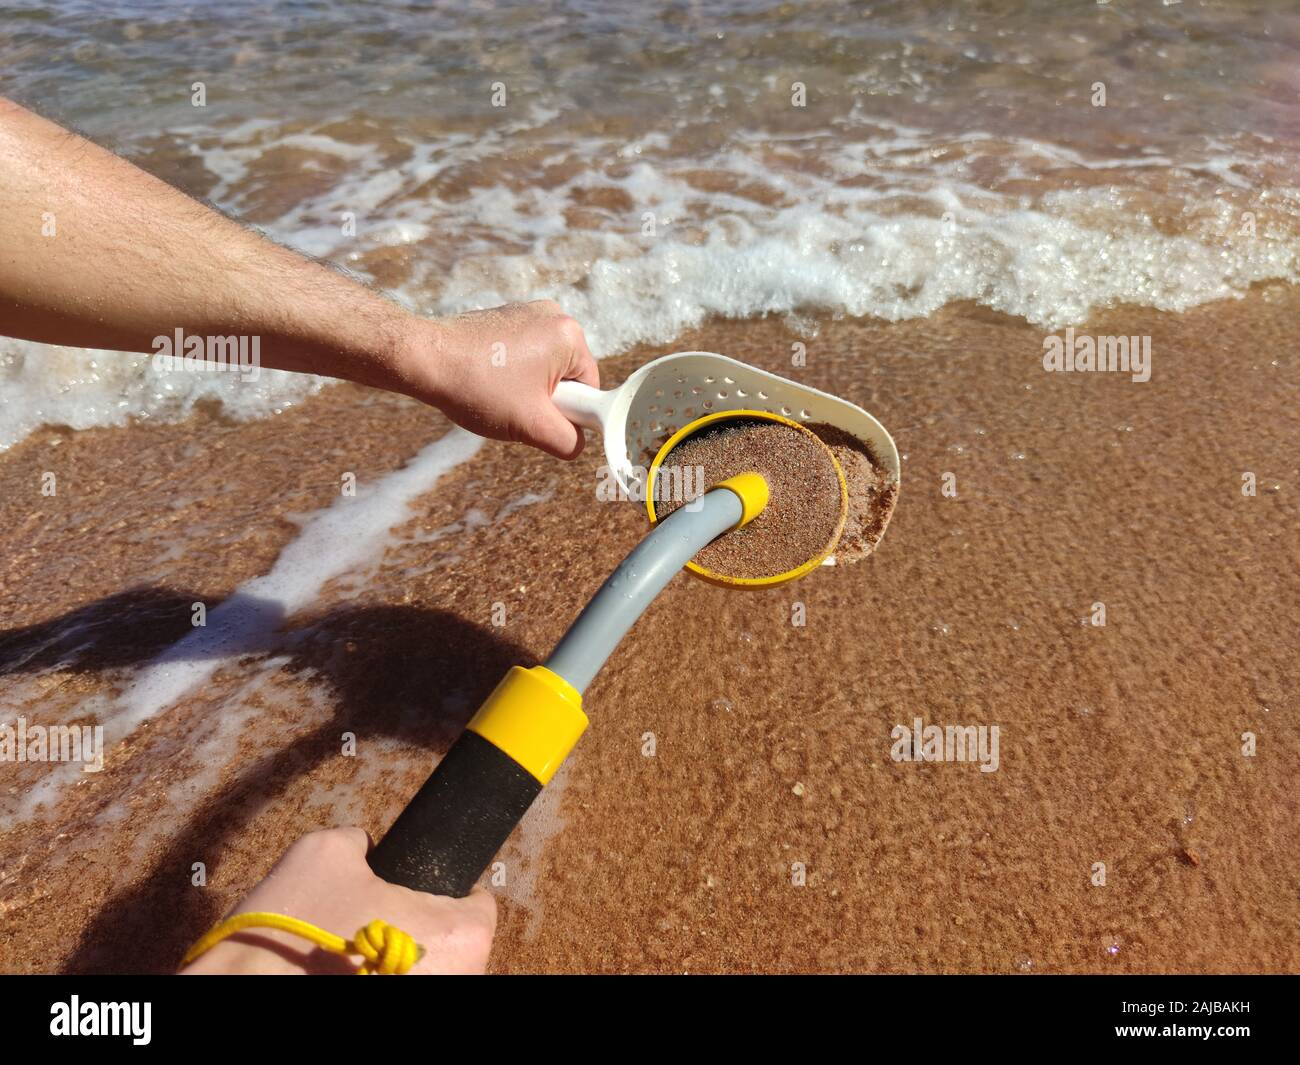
545,487,743,693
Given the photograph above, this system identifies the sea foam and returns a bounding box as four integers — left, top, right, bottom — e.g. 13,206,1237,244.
2,117,1297,452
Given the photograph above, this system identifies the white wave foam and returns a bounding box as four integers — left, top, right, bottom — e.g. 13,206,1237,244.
114,427,483,736
3,119,1298,451
12,428,483,818
0,340,325,452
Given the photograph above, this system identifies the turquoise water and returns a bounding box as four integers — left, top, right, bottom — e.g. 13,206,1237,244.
6,1,1299,147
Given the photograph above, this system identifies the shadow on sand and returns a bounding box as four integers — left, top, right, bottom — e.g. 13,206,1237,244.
0,586,534,974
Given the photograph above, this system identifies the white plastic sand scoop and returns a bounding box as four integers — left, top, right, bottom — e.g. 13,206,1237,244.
554,350,900,495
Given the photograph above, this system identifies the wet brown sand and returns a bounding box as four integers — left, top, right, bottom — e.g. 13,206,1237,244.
1,291,1297,974
812,423,899,564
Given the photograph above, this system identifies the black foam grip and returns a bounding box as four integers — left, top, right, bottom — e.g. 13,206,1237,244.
367,730,542,898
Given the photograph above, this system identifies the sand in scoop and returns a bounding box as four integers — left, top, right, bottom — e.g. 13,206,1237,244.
655,418,843,580
655,417,898,579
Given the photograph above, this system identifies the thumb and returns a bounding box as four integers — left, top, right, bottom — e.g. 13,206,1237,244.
527,403,586,460
453,886,499,931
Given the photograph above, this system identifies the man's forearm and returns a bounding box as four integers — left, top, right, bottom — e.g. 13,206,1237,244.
0,97,418,392
0,97,600,459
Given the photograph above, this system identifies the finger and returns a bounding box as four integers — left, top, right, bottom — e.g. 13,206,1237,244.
528,404,586,460
569,345,600,390
291,825,370,864
563,324,600,389
457,887,499,933
332,826,373,858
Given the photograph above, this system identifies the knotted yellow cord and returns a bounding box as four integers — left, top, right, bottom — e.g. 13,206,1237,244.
182,912,424,975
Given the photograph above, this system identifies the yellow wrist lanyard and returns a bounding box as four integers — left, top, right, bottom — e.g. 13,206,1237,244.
183,912,424,975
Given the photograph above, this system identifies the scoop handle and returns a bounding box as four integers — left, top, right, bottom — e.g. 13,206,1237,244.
553,379,613,433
